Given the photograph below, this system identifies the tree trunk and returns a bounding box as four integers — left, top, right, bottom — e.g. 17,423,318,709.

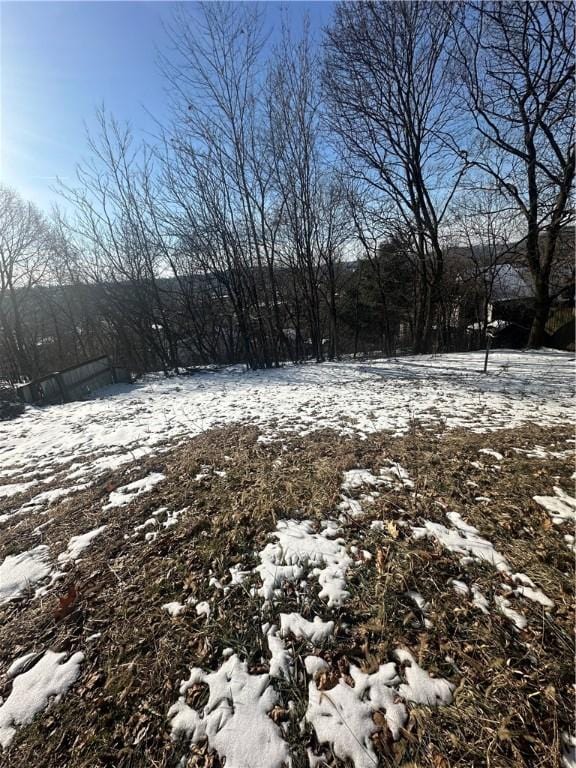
527,275,551,348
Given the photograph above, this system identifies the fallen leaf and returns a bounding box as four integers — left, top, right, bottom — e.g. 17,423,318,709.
54,584,78,621
269,706,288,723
429,744,450,768
376,547,388,574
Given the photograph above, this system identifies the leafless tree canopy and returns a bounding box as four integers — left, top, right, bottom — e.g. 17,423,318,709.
453,0,575,346
1,1,573,385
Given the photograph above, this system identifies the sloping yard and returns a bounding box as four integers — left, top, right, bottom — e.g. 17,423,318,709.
0,350,574,767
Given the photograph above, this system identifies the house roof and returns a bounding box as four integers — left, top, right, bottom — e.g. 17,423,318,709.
491,264,534,302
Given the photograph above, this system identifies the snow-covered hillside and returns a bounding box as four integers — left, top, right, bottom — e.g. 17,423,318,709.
0,350,573,486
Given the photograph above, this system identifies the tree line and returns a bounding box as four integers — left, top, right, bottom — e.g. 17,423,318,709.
1,1,573,384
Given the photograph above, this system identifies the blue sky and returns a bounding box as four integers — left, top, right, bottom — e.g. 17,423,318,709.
0,1,334,213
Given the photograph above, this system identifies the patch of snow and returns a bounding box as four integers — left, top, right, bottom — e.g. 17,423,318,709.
412,516,546,628
395,649,455,705
195,601,210,619
341,463,413,494
265,626,292,680
562,732,576,768
305,659,408,765
341,469,381,491
23,483,91,508
103,472,165,510
514,586,554,609
406,591,433,628
57,525,107,564
511,572,535,587
0,650,84,748
279,613,334,645
304,647,454,767
533,486,576,525
133,517,158,535
6,653,38,679
31,521,51,536
320,519,341,537
451,580,469,595
337,496,364,518
304,656,329,676
413,515,510,573
163,601,186,617
471,585,490,613
0,351,573,485
229,564,250,585
0,481,36,499
450,580,490,613
0,546,52,603
194,466,226,481
162,507,187,530
513,445,574,460
256,519,352,607
478,449,504,461
209,576,223,591
168,654,290,768
446,511,481,535
33,570,65,598
379,462,414,488
67,447,153,481
494,595,527,630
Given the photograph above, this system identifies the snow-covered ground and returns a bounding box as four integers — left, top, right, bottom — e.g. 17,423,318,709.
0,350,573,486
0,349,573,765
167,464,458,768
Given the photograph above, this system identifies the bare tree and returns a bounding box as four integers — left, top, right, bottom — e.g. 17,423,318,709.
315,177,351,360
448,190,516,369
323,0,466,353
59,110,182,374
453,1,575,347
268,18,337,362
0,187,51,380
161,2,287,369
346,184,410,356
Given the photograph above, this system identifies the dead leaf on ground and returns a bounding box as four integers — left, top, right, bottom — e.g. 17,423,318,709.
54,584,78,621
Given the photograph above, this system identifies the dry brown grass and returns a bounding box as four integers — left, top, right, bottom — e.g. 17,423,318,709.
0,421,573,767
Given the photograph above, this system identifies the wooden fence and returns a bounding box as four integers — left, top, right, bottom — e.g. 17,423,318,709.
16,356,131,405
